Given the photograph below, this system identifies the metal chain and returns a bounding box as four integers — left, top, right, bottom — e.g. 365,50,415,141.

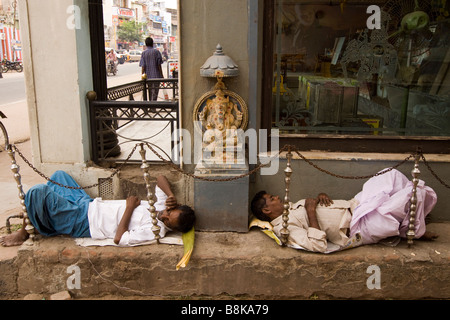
143,142,291,182
10,142,450,189
292,147,415,180
11,144,139,190
420,153,450,189
143,142,414,182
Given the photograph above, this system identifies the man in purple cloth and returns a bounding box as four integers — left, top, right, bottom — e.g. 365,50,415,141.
140,37,163,101
251,169,438,252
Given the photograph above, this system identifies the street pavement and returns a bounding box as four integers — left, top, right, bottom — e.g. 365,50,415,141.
0,71,38,213
107,60,170,88
0,61,173,260
0,79,42,260
0,71,26,106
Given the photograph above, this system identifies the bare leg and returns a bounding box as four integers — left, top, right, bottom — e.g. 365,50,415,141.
0,219,29,247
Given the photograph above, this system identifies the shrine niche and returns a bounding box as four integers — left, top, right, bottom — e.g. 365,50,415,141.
193,77,248,166
193,45,248,167
193,44,250,233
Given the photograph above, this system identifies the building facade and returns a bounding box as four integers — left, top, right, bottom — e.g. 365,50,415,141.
178,0,450,222
103,0,177,51
0,0,22,61
16,0,450,226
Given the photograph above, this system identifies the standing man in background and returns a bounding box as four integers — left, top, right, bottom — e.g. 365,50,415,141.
140,37,163,101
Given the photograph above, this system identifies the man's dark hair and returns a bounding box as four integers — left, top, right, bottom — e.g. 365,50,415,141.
175,205,196,233
145,37,154,47
250,191,271,222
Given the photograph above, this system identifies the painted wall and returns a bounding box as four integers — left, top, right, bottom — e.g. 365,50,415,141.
179,0,251,163
19,0,89,164
178,0,261,211
18,0,115,197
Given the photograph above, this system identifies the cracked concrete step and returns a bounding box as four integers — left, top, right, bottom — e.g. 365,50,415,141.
1,222,449,300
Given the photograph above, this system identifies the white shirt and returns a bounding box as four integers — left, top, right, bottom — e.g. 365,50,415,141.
88,186,170,246
271,199,357,253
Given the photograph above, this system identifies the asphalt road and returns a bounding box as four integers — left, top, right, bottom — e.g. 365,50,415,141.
107,61,169,88
0,61,169,108
107,61,142,88
0,60,173,161
0,71,26,107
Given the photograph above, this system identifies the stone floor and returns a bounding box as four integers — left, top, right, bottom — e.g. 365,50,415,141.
1,222,449,300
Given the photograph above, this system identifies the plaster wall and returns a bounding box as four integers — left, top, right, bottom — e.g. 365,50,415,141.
18,0,112,197
178,0,250,160
18,0,91,165
178,0,258,214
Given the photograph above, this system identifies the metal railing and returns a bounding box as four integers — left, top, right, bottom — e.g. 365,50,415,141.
107,78,179,102
88,78,179,164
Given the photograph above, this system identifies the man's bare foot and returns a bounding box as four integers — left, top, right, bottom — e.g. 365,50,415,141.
419,230,439,241
0,228,29,247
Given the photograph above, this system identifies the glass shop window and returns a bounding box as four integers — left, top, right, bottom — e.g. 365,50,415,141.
270,0,450,137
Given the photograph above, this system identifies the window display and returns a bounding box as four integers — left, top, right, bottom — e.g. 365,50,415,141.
270,0,449,137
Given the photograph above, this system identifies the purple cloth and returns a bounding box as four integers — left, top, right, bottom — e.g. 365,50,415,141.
349,169,437,244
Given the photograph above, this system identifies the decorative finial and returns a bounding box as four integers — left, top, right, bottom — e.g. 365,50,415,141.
200,44,239,78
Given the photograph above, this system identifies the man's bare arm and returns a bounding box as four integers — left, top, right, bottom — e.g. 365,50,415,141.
114,196,141,245
305,198,321,230
157,175,178,210
317,193,333,207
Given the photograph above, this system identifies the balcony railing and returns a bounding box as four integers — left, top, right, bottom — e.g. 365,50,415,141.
89,78,179,164
106,78,178,101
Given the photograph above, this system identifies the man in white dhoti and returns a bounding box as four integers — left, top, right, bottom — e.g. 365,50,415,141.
250,169,438,253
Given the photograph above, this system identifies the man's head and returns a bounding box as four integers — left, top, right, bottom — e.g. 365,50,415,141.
250,191,284,222
145,37,154,48
158,205,196,233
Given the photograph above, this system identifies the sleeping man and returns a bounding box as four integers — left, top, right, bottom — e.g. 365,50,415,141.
1,171,195,247
250,169,438,253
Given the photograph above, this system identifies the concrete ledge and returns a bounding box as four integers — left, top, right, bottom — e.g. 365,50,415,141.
260,151,450,163
2,222,449,300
